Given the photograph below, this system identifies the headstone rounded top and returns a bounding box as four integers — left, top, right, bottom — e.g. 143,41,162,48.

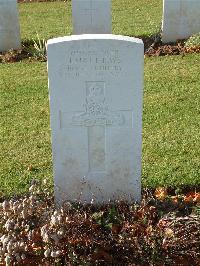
47,34,144,46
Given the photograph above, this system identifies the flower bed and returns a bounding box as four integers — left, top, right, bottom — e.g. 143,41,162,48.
0,181,199,265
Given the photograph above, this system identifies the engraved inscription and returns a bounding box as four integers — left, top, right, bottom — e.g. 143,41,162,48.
63,49,122,78
71,81,124,126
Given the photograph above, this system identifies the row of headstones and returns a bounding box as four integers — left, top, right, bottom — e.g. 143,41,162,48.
46,0,200,205
1,0,200,52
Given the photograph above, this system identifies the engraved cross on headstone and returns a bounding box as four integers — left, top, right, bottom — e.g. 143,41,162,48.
72,0,112,34
83,0,98,25
62,81,133,173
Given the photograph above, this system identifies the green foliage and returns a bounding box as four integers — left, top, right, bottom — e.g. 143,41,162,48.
24,33,47,61
193,205,200,216
92,211,105,226
92,207,122,229
185,32,200,47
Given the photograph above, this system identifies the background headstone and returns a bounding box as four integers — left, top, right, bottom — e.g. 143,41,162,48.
47,35,143,205
72,0,111,34
162,0,200,43
0,0,21,52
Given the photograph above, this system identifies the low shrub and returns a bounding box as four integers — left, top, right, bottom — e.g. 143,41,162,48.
0,182,200,265
185,32,200,47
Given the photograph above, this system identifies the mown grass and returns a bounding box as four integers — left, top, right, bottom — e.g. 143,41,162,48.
18,0,162,40
19,1,72,40
0,62,52,196
112,0,162,37
0,54,199,196
143,54,200,188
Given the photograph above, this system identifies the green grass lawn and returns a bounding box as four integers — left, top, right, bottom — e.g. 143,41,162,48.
143,54,200,188
0,54,199,196
19,1,72,40
19,0,162,40
0,0,199,197
0,62,52,196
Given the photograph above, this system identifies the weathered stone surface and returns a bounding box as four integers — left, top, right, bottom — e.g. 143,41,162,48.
72,0,111,34
0,0,21,52
162,0,200,43
47,35,143,205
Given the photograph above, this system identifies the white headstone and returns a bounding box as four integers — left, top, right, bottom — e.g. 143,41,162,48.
72,0,111,34
162,0,200,43
47,35,143,205
0,0,21,52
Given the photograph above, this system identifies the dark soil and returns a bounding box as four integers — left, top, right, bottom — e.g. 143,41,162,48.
0,184,199,266
144,37,200,57
1,37,199,64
